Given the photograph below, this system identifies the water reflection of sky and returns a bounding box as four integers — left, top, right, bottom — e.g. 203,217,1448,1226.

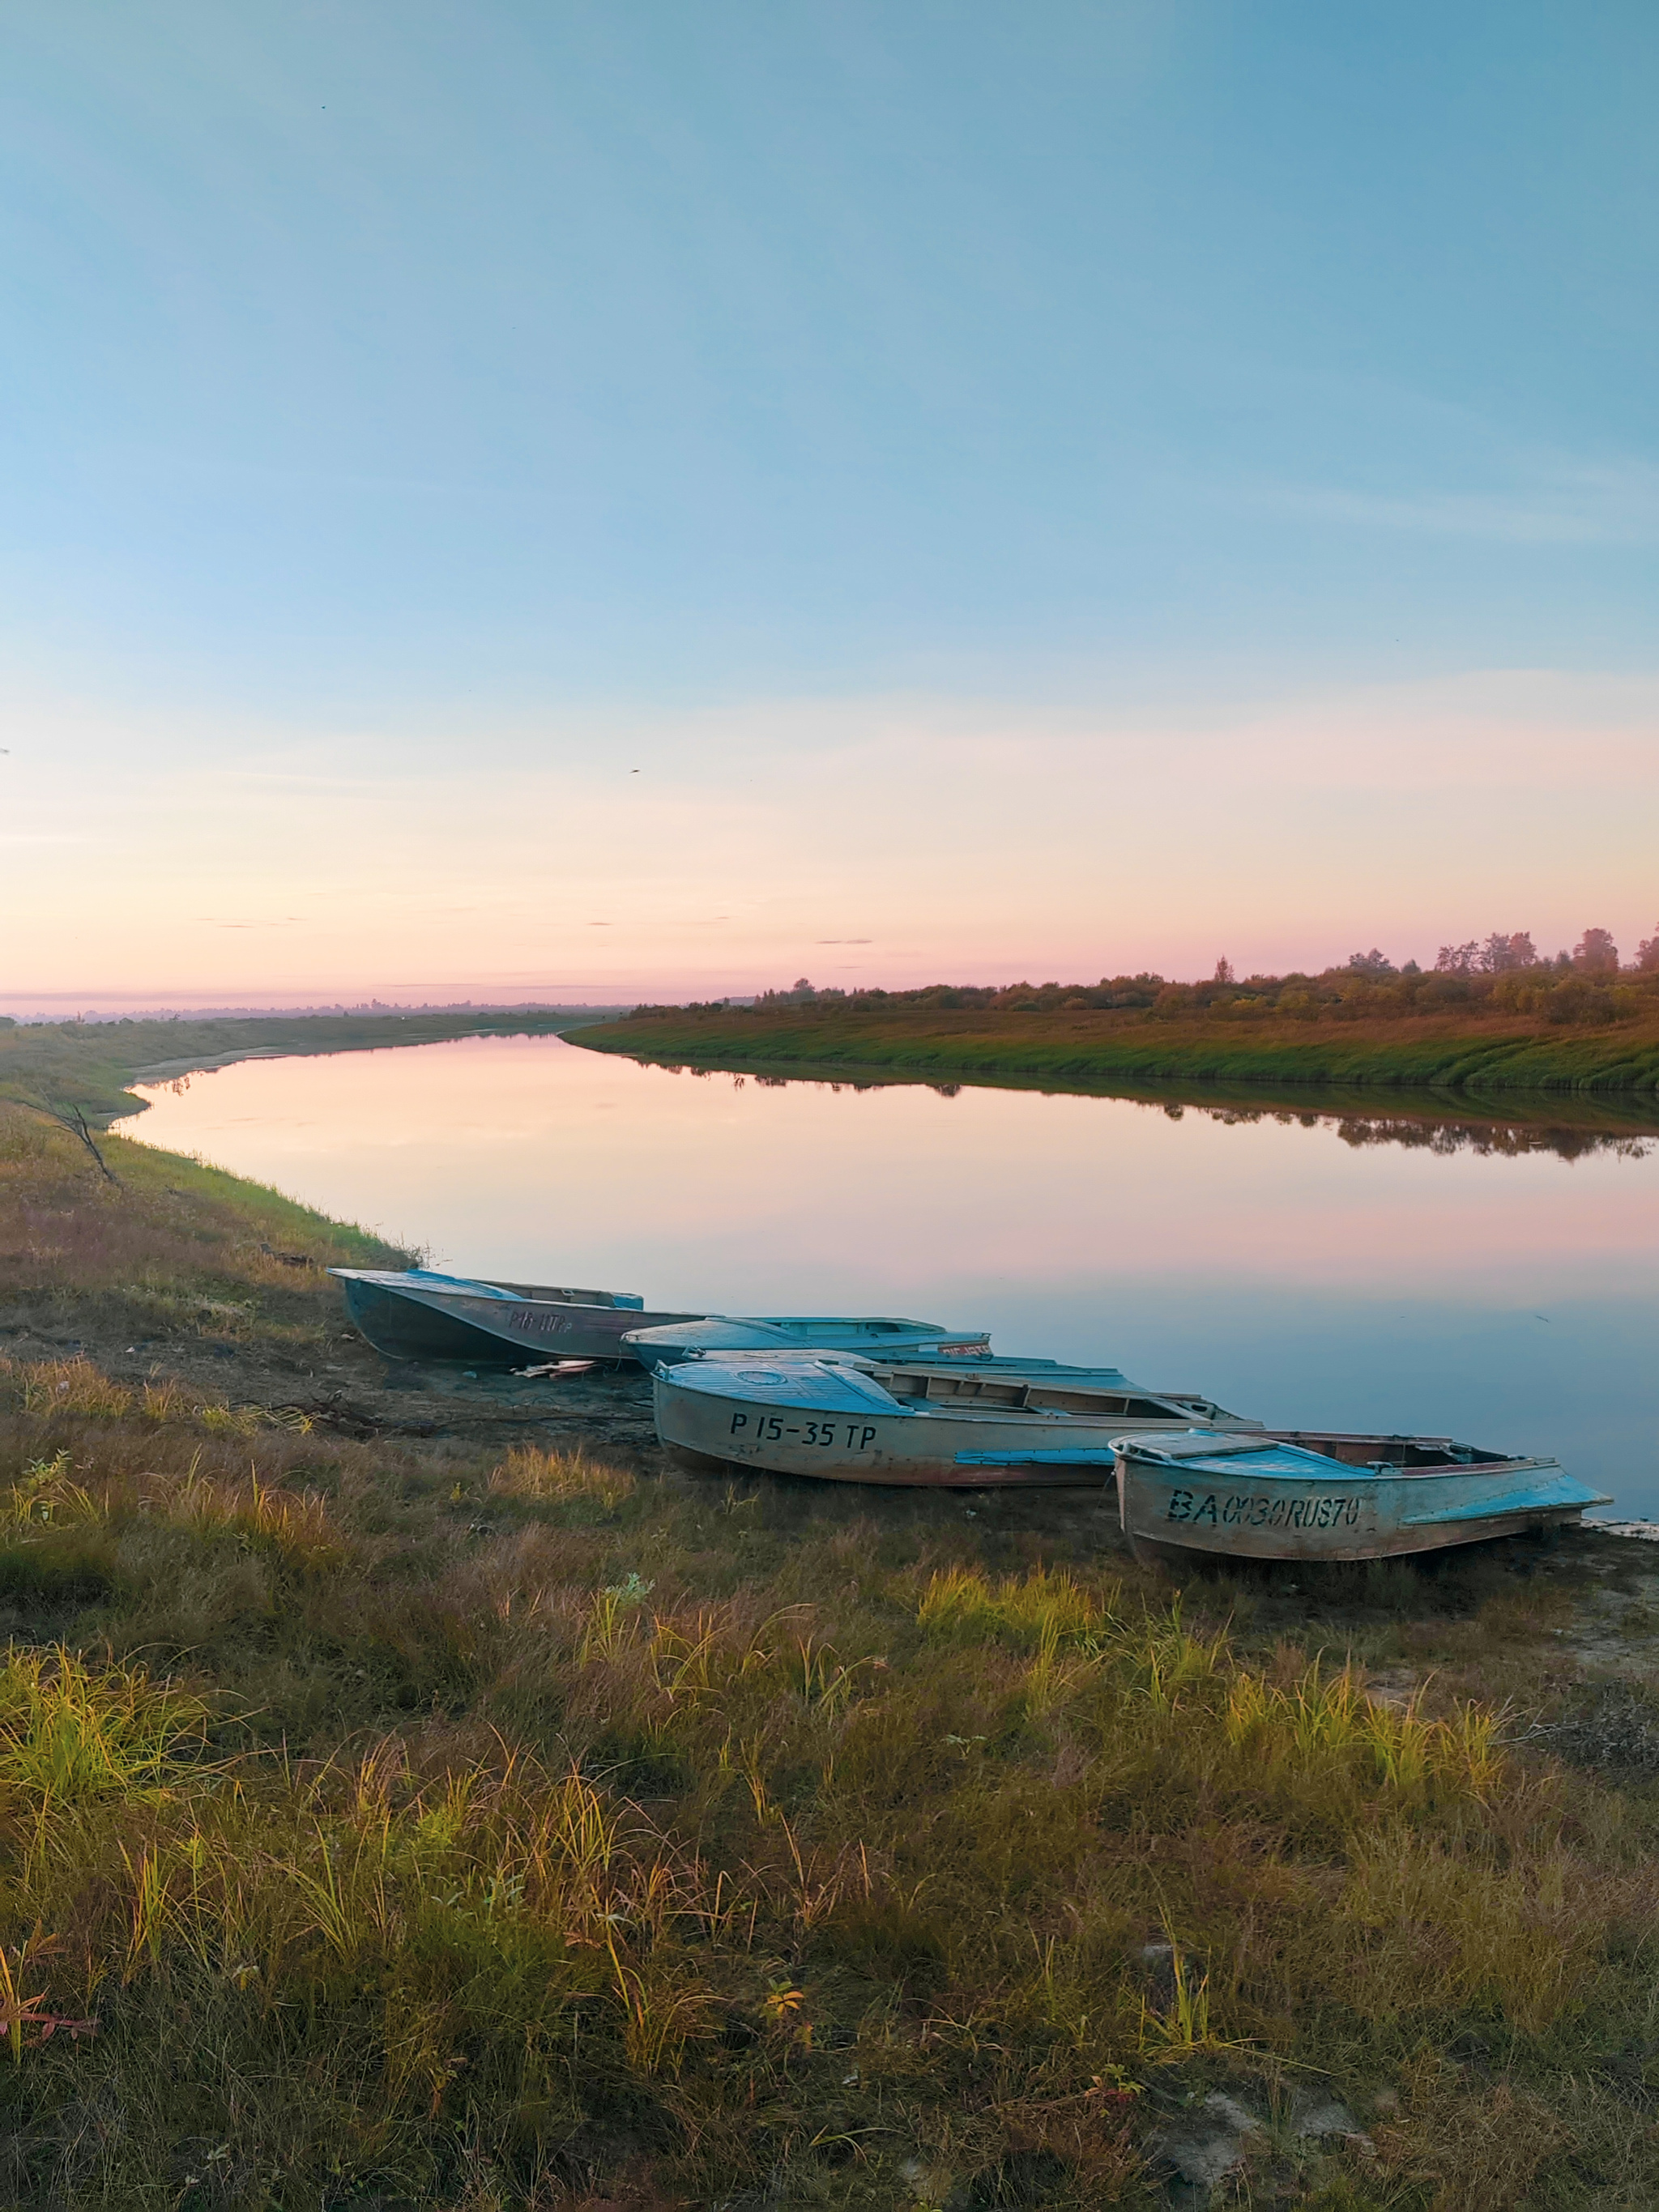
117,1034,1659,1515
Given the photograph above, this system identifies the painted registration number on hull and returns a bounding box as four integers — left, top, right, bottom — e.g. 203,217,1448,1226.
729,1413,880,1452
1164,1488,1368,1534
512,1309,621,1336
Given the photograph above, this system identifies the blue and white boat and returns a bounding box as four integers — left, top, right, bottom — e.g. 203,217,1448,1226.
1112,1428,1612,1565
652,1351,1258,1488
330,1268,702,1366
621,1315,990,1373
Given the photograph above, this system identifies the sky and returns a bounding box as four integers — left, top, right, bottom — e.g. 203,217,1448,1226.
2,2,1656,1008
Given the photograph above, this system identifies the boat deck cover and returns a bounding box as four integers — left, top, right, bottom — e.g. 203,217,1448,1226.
1121,1432,1363,1476
664,1360,910,1414
1402,1472,1612,1522
629,1316,970,1347
1120,1429,1587,1492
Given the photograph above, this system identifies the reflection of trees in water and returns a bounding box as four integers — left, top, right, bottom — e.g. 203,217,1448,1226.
1192,1105,1651,1161
1332,1117,1650,1161
672,1059,1658,1158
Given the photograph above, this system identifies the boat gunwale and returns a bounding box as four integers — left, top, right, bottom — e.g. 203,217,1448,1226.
626,1315,983,1335
330,1268,651,1311
657,1367,1250,1430
1114,1431,1568,1483
1118,1451,1570,1486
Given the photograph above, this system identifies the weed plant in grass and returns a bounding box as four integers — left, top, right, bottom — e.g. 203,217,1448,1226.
2,1102,1658,2206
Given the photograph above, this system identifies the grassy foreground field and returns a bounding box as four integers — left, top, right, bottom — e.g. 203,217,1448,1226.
573,1002,1659,1098
2,1106,1659,2206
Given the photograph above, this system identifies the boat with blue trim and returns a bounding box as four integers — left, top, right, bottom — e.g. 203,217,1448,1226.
1111,1428,1612,1565
622,1315,991,1372
330,1268,702,1366
652,1350,1258,1487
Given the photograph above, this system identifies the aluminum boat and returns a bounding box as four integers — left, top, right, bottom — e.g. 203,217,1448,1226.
653,1351,1258,1488
330,1268,702,1366
1112,1428,1612,1565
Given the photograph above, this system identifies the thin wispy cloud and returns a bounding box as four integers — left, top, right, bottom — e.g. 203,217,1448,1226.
5,666,1655,1004
1262,457,1659,545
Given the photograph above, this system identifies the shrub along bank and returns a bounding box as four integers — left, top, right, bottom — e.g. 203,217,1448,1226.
0,1104,1657,2206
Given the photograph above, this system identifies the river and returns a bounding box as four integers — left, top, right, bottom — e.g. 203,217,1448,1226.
114,1032,1659,1515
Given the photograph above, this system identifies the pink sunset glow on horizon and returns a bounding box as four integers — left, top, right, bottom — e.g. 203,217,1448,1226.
6,668,1657,1013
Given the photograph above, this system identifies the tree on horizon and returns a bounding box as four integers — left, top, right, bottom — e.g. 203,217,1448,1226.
1573,927,1618,974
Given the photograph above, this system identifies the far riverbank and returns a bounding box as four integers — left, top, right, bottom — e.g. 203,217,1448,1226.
572,999,1659,1097
0,1007,620,1126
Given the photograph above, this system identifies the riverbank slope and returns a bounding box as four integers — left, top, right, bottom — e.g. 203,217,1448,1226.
574,998,1659,1094
2,1099,1658,2206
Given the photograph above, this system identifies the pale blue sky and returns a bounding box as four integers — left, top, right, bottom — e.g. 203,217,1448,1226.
2,3,1656,1001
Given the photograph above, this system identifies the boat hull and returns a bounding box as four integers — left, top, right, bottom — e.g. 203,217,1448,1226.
1116,1449,1609,1564
336,1276,702,1366
623,1317,990,1374
654,1366,1253,1489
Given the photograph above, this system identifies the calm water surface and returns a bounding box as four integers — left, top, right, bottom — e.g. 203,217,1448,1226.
115,1034,1659,1515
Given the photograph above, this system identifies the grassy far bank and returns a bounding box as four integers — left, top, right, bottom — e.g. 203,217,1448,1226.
2,1107,1659,2204
574,965,1659,1097
0,1010,617,1130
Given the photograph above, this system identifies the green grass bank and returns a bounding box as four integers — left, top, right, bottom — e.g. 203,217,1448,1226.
2,1102,1659,2206
574,1000,1659,1098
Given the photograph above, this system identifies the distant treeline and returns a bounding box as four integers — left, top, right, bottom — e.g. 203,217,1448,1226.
628,923,1659,1032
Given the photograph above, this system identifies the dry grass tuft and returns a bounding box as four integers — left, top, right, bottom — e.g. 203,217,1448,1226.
0,1356,309,1442
917,1560,1111,1647
1374,2054,1577,2211
1,1447,343,1569
488,1445,636,1511
0,1358,136,1421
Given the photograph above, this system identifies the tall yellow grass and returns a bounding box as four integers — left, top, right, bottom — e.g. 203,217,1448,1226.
0,1354,309,1437
487,1443,635,1509
0,1447,342,1566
